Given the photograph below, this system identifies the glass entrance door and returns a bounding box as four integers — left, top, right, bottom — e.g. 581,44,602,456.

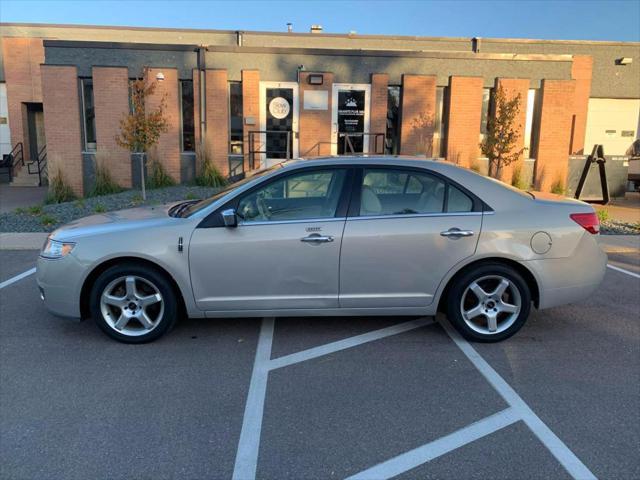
259,82,299,168
332,84,370,155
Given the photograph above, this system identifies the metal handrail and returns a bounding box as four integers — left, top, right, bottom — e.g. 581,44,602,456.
339,132,386,155
248,130,292,170
9,142,24,168
27,145,47,186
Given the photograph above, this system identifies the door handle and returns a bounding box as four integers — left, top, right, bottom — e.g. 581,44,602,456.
301,234,334,243
440,228,474,238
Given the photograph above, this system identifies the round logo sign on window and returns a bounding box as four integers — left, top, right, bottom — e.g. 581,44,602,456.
269,97,291,119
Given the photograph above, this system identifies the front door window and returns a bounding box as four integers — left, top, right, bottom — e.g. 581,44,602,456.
337,90,366,154
265,88,294,160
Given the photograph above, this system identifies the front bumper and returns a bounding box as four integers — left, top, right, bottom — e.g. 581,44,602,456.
36,253,85,319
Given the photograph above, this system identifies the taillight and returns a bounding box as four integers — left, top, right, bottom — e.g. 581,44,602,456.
570,212,600,234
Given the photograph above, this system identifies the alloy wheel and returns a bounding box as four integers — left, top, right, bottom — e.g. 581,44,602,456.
459,275,522,335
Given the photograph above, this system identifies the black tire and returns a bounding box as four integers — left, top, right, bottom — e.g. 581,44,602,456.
446,263,531,343
89,263,179,343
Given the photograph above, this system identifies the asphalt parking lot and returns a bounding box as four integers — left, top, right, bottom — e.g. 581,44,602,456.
1,249,638,480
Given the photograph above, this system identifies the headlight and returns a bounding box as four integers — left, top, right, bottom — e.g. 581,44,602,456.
41,237,76,259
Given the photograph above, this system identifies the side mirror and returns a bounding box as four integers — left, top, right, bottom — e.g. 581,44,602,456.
221,208,237,227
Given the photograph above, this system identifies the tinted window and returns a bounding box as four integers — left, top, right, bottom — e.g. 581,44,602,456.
360,169,445,216
447,185,474,212
238,169,346,223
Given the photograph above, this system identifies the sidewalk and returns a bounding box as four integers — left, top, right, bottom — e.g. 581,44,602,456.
593,192,640,224
0,184,48,213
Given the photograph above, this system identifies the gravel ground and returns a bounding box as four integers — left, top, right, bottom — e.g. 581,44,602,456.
600,220,640,235
0,185,221,232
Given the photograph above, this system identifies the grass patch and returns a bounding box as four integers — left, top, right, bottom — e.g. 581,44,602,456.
147,158,176,189
27,205,43,215
550,179,566,195
93,203,107,213
74,199,86,209
89,157,124,197
596,209,610,223
46,169,77,204
511,165,529,190
14,207,27,215
40,214,57,227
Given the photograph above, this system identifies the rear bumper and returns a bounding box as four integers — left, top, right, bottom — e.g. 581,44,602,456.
525,233,607,310
36,254,84,319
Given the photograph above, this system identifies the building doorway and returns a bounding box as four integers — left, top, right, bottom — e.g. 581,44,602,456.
26,103,45,161
258,82,299,168
331,83,371,155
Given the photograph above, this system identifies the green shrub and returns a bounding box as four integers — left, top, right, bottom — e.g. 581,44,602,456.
511,165,529,190
185,192,198,200
46,169,77,204
596,209,610,223
89,156,124,197
550,179,566,195
195,139,227,188
40,214,57,227
74,199,85,209
93,203,106,213
147,158,175,189
27,205,43,215
131,193,143,205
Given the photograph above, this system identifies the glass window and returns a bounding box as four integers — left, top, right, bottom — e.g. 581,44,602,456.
180,80,195,151
433,86,448,158
479,87,492,144
524,89,541,159
360,169,445,216
81,78,96,151
229,81,243,154
447,185,473,212
237,169,346,223
385,86,401,154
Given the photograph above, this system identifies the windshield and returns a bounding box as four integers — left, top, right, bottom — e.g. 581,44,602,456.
179,162,290,217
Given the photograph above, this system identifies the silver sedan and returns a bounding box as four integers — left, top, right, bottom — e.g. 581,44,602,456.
36,157,607,343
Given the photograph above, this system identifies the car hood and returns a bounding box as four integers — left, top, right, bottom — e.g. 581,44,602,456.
51,203,180,241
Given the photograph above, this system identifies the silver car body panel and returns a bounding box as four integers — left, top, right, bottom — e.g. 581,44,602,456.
36,156,607,321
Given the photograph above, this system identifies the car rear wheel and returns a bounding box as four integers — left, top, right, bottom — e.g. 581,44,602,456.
446,263,531,342
89,263,178,343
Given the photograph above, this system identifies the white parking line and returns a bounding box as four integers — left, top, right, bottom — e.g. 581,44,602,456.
232,317,434,480
440,318,597,480
346,408,520,480
268,317,434,370
0,267,36,290
232,317,275,480
607,264,640,279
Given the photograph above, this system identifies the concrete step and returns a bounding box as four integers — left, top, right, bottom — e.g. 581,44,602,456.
10,175,41,187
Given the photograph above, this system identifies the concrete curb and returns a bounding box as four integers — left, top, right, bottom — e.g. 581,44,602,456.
0,233,48,250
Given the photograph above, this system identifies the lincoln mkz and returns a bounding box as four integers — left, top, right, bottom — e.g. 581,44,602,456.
36,157,607,343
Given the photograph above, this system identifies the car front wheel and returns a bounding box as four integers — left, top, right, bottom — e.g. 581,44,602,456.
446,263,531,342
89,263,178,343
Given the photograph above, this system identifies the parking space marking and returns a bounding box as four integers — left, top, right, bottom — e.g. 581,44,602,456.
346,408,520,480
0,267,36,290
268,317,434,370
233,317,275,480
440,318,597,480
232,317,434,480
607,264,640,279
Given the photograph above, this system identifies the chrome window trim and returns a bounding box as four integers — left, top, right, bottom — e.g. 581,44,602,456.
238,217,347,227
347,212,485,221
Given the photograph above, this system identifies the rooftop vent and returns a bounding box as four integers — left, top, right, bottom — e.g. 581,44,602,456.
310,24,323,34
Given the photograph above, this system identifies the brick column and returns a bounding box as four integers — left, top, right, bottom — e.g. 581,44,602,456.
299,71,334,157
534,79,576,192
2,37,44,163
370,74,388,154
242,70,260,169
570,55,593,155
446,76,483,168
399,75,436,156
92,67,131,187
41,65,84,196
495,78,530,183
205,69,229,176
146,68,181,182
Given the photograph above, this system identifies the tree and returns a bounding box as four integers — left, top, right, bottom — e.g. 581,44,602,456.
480,85,524,179
115,75,168,199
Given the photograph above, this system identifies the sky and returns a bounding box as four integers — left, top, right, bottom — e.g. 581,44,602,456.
1,0,639,42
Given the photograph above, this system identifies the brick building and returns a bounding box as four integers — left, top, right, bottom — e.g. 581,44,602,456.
1,23,639,195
